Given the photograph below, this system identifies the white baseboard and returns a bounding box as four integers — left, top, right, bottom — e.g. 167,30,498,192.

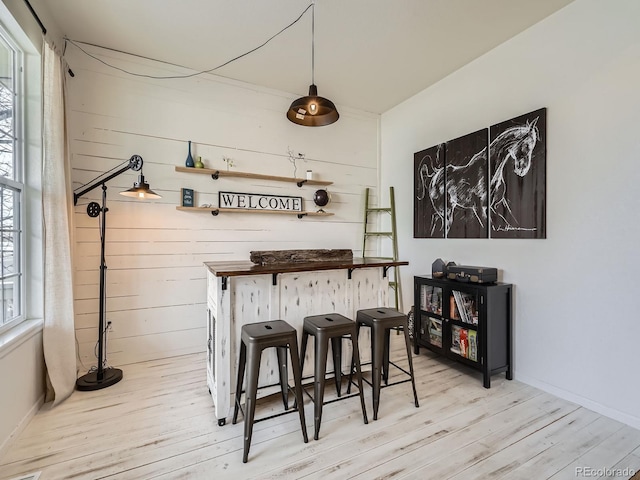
517,373,640,431
0,394,44,461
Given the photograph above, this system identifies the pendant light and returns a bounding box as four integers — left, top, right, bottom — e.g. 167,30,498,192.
286,2,339,126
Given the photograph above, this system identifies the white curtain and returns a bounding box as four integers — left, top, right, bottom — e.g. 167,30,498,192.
42,41,77,405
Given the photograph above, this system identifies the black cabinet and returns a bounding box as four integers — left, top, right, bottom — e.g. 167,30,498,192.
413,275,513,388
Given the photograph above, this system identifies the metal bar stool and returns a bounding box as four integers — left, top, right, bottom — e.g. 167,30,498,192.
232,320,308,463
300,313,368,440
352,307,419,420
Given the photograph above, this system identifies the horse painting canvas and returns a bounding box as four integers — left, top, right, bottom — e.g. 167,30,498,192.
489,108,546,238
413,131,489,239
444,129,489,238
412,108,546,240
414,144,445,238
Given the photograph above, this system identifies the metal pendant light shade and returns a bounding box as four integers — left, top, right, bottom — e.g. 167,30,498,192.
287,3,339,127
287,84,339,126
120,174,161,199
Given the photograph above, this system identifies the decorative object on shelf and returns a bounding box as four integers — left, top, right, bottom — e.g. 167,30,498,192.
287,147,305,178
195,156,205,169
306,170,313,180
313,188,331,212
431,258,446,278
181,188,194,207
447,265,497,284
185,140,194,167
222,156,234,171
286,2,339,127
72,154,161,391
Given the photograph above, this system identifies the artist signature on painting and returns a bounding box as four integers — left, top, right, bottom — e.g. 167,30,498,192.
494,225,537,232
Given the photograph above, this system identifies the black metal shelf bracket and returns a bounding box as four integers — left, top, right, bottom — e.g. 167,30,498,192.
272,273,278,286
297,213,308,219
211,171,220,180
222,276,228,291
348,268,355,280
211,209,220,216
383,266,390,278
296,180,308,187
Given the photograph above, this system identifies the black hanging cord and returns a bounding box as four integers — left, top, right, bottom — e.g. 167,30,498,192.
22,0,46,35
65,3,314,81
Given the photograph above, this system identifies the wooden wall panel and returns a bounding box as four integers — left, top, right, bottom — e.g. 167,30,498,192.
66,45,380,369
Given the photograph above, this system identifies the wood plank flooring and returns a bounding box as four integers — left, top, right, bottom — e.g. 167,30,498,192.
1,336,639,480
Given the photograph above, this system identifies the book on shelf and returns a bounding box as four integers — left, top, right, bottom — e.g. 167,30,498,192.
451,325,476,360
450,325,461,355
421,285,442,314
451,290,478,325
459,327,468,358
428,318,442,348
468,330,477,362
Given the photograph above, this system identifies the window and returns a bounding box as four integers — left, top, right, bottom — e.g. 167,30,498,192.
0,26,24,331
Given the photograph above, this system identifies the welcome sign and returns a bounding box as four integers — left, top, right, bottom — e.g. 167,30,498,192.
218,191,303,212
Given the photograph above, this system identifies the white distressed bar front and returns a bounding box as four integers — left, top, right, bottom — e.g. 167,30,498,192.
204,259,407,425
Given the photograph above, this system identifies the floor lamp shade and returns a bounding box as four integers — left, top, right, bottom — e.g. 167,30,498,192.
120,173,161,199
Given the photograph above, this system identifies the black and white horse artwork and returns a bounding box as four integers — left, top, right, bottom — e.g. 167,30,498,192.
413,108,546,239
444,129,489,238
414,130,488,238
490,108,546,238
414,144,445,238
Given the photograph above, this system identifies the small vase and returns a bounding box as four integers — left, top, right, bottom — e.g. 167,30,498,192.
195,156,204,168
185,140,194,168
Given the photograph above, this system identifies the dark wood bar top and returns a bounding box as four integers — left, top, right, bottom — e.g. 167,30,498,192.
205,257,408,277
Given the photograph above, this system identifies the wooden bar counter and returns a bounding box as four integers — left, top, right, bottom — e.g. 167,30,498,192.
204,257,408,425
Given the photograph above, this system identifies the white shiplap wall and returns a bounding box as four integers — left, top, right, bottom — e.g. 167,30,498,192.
65,45,380,368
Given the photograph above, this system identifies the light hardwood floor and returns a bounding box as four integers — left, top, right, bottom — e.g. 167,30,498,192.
2,336,639,480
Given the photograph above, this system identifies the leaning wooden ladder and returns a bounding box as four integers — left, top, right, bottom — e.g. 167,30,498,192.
362,186,402,312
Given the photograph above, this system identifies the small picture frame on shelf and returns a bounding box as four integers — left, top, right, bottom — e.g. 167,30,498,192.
181,188,194,207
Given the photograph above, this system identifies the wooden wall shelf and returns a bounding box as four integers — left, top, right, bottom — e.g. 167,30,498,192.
175,166,333,187
176,206,333,218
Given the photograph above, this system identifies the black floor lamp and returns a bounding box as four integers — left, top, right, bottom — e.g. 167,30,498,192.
73,154,161,391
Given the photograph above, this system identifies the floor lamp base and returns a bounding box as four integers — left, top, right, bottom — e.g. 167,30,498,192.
76,367,123,391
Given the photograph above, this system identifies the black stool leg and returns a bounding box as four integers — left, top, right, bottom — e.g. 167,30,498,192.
371,323,385,421
383,328,391,385
347,321,361,395
242,343,262,463
276,346,289,409
351,331,369,425
403,322,420,408
232,341,247,424
288,337,309,444
300,330,309,374
331,336,343,397
313,331,329,440
295,331,309,411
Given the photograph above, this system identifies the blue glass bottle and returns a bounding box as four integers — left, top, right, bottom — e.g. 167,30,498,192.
185,140,195,167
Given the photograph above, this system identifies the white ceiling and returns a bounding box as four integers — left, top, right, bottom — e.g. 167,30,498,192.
43,0,574,114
